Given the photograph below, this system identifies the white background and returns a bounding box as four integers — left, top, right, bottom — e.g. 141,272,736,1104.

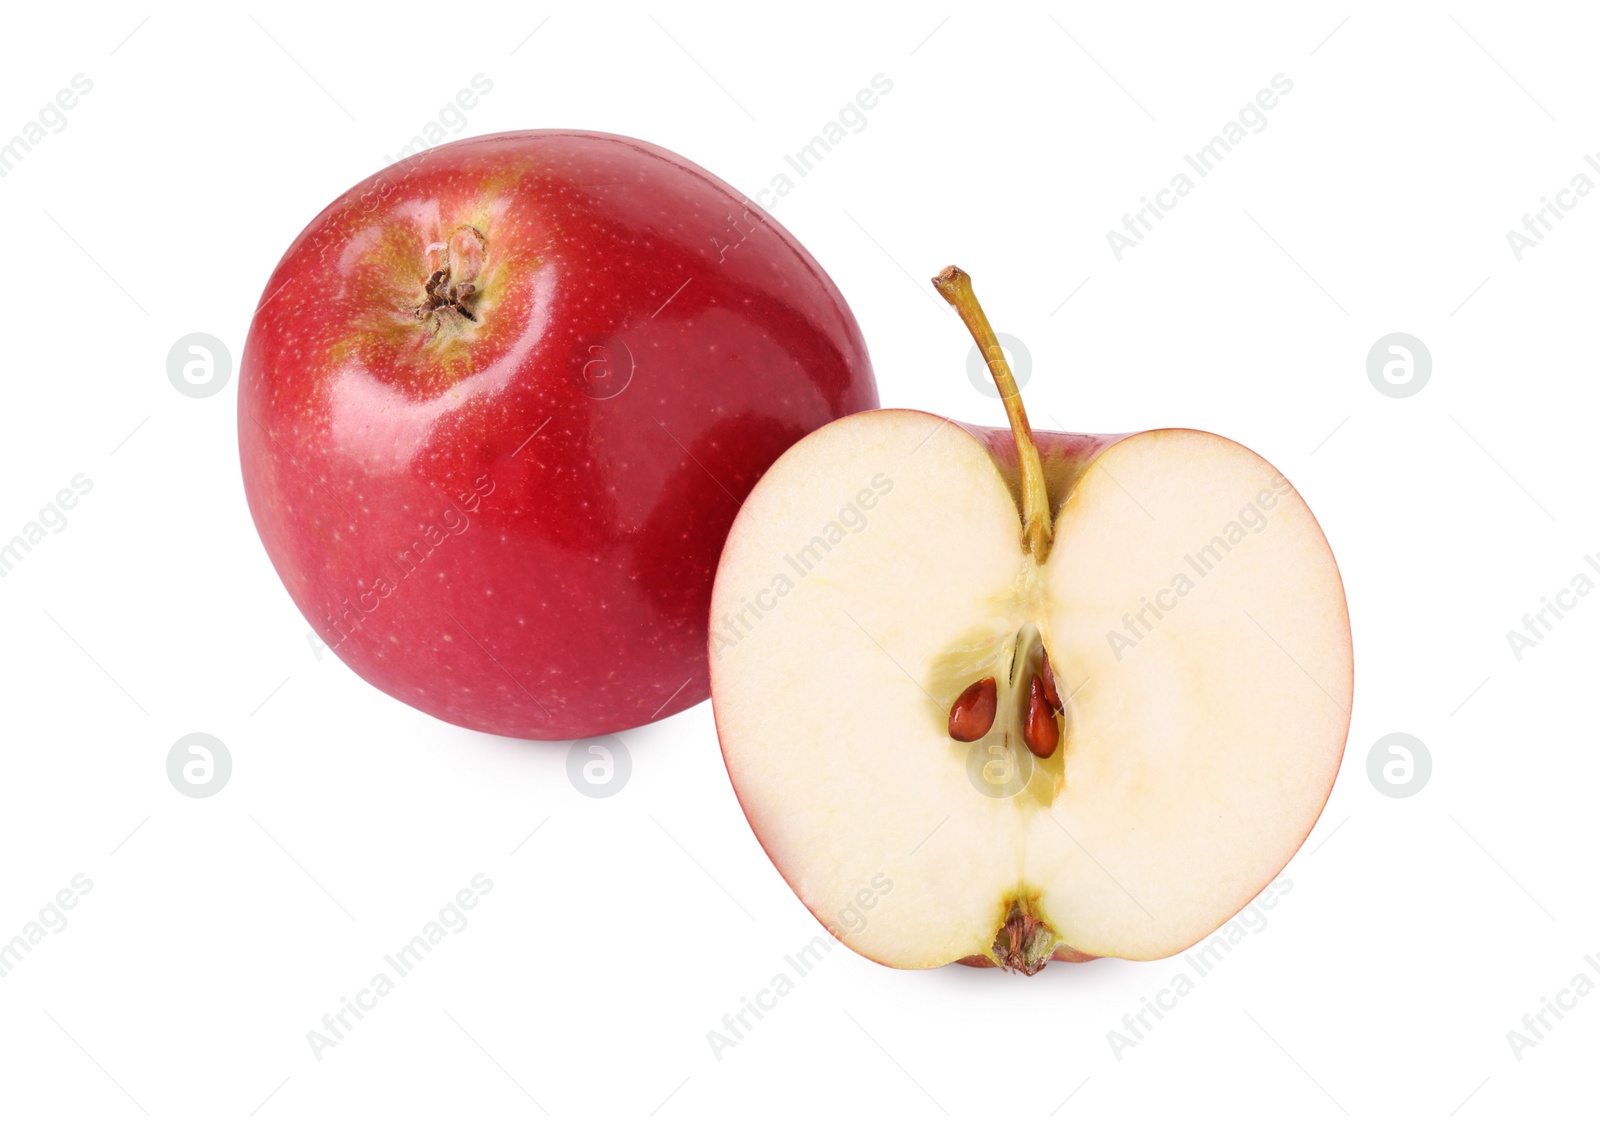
0,1,1593,1127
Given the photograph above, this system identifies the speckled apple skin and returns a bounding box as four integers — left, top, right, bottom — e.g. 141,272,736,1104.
240,130,877,739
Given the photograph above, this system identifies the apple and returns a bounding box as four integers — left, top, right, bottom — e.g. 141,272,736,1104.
710,267,1351,972
239,130,877,740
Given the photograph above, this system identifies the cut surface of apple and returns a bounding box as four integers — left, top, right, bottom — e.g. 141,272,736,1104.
710,272,1351,973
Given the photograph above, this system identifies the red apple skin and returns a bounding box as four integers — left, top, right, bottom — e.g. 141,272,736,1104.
240,130,878,740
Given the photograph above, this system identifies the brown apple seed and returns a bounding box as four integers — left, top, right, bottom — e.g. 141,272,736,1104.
948,677,998,742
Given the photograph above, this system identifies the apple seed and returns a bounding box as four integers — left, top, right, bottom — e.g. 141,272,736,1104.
948,677,997,742
1040,653,1063,713
1024,675,1059,758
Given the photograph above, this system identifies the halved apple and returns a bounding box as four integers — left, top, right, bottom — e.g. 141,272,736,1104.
709,268,1352,973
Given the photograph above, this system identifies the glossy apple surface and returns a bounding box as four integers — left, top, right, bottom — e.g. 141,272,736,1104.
239,130,877,739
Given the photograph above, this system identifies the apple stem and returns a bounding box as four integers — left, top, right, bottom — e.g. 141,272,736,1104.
932,266,1053,564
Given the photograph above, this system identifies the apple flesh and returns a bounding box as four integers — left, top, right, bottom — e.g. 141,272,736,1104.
240,130,877,740
709,270,1351,972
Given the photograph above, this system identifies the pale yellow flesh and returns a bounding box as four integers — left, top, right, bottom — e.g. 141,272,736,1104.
710,411,1351,967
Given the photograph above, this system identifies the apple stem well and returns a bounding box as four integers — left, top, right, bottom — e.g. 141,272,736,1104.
932,266,1053,565
414,225,488,332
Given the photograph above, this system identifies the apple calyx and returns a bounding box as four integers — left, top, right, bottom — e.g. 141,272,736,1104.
992,897,1056,976
414,225,488,333
932,265,1053,565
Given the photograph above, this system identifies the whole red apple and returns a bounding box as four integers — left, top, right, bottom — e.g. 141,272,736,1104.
239,130,877,739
